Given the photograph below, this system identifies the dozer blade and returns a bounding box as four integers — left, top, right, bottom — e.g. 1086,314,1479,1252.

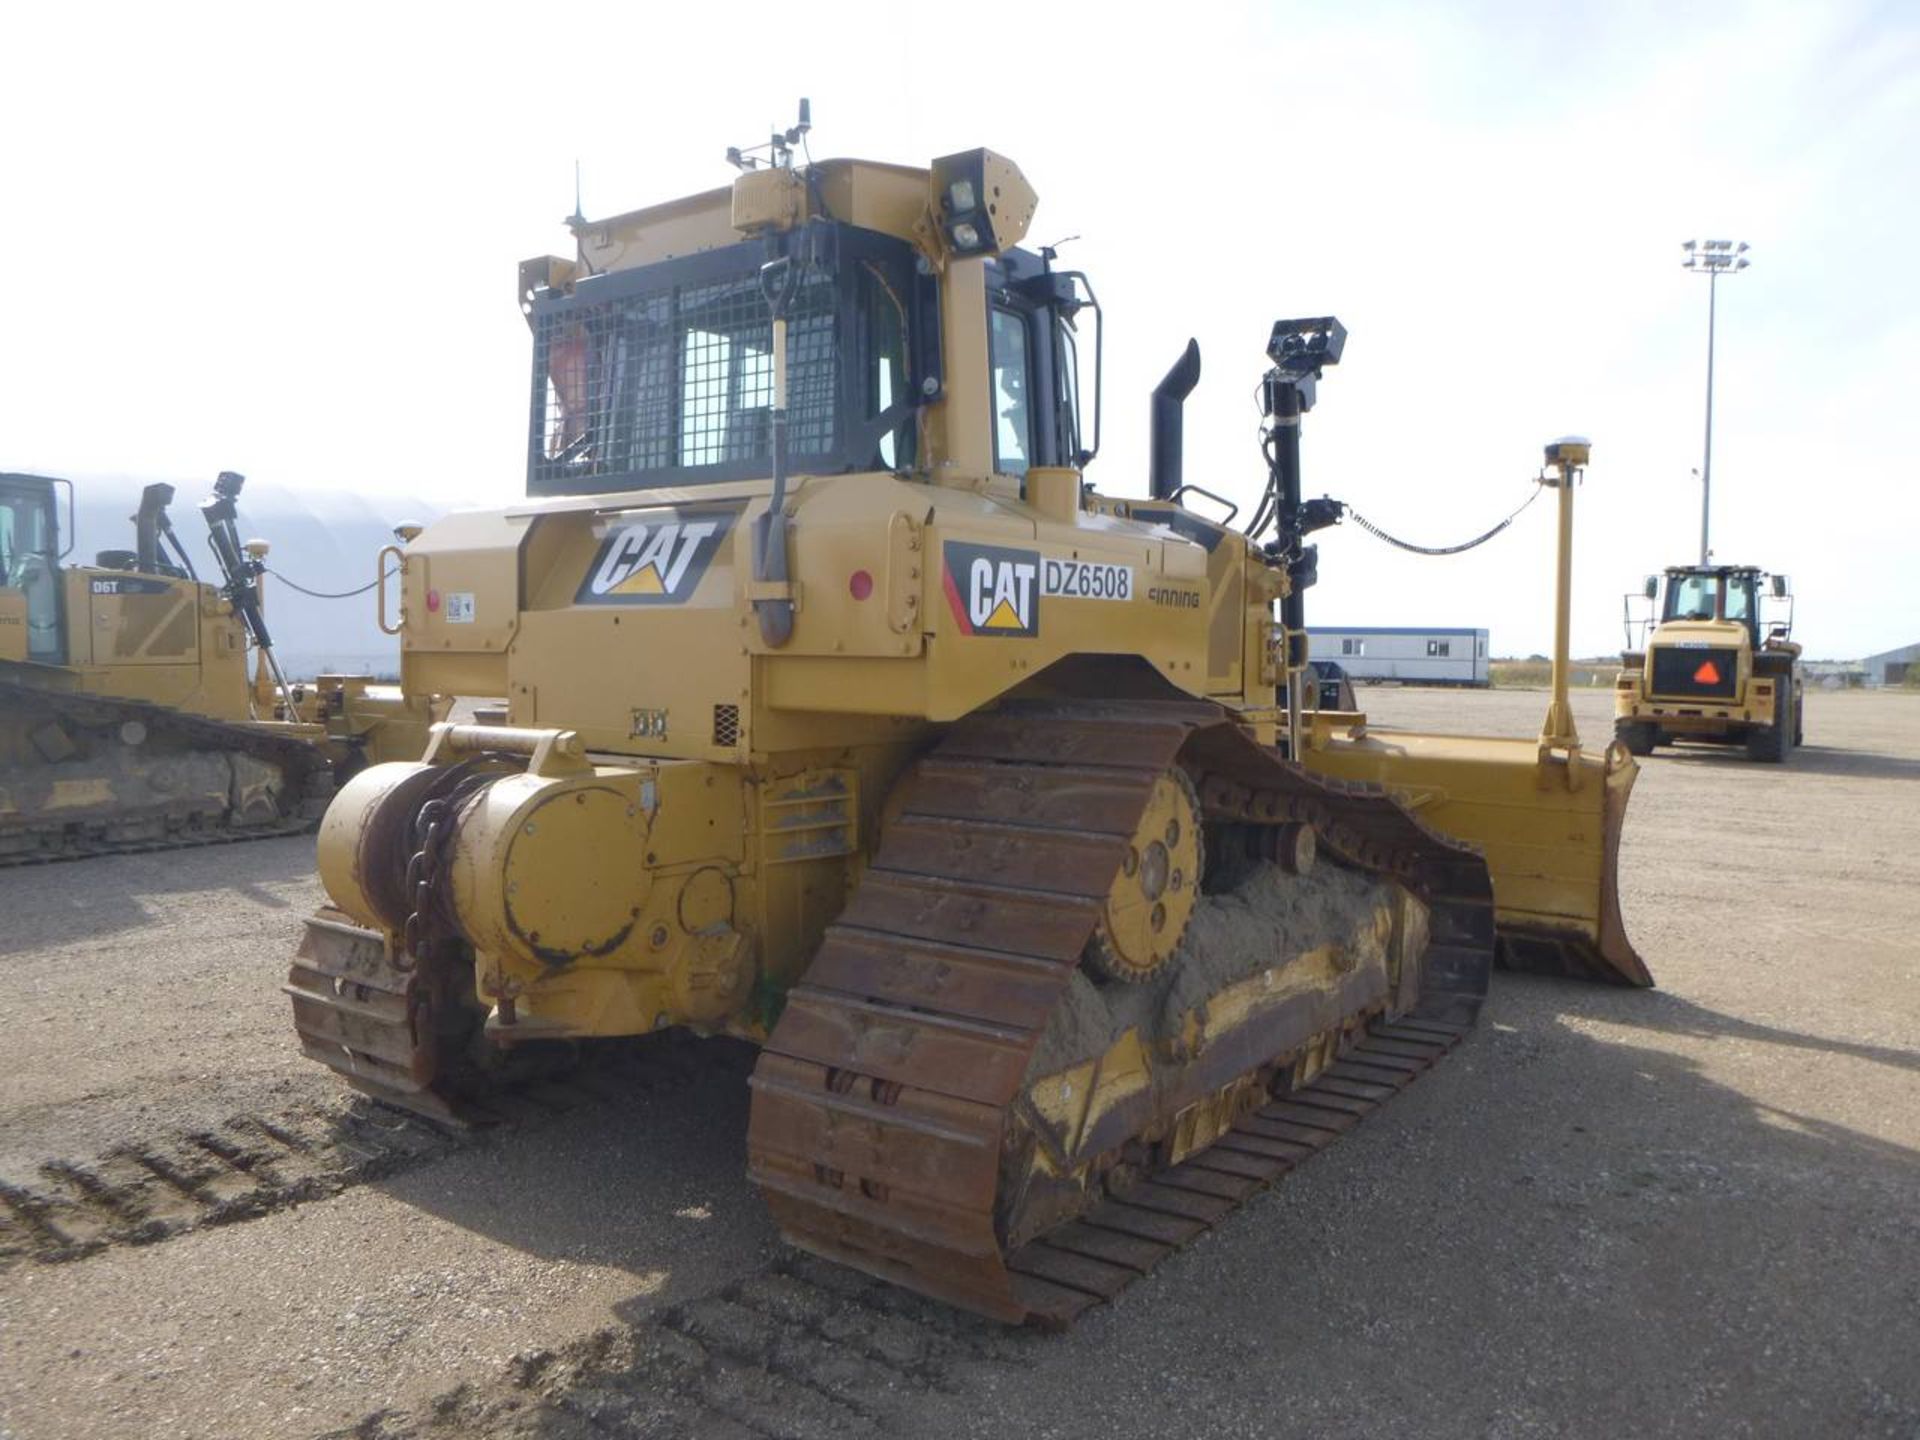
1300,727,1650,988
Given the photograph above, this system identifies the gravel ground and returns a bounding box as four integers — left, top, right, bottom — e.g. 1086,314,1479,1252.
1,687,1916,1439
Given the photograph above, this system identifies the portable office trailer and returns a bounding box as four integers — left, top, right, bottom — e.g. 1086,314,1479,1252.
1306,626,1490,686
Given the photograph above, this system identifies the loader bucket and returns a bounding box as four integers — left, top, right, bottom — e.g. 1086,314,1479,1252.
1301,725,1650,987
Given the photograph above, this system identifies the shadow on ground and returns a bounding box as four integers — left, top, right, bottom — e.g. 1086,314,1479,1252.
0,834,316,955
346,977,1920,1440
365,1032,776,1305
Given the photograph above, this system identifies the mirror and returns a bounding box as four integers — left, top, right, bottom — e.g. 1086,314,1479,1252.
1643,575,1658,599
1772,574,1789,597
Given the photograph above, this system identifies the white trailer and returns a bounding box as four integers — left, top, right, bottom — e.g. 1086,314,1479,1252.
1306,626,1490,686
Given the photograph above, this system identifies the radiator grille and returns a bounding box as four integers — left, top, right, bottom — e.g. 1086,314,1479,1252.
1650,646,1739,699
712,704,741,748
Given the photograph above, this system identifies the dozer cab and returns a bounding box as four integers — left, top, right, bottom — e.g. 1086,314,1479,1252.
288,110,1648,1325
1614,564,1802,762
0,471,441,861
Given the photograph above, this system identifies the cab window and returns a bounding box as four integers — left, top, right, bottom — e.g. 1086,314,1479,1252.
1663,574,1718,622
862,261,913,470
1054,321,1081,463
1723,577,1755,622
0,490,53,584
989,308,1032,476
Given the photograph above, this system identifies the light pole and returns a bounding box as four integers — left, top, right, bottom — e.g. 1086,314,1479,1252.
1682,239,1750,566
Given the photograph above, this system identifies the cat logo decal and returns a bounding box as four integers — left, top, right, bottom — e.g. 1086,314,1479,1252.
943,540,1040,638
577,509,737,606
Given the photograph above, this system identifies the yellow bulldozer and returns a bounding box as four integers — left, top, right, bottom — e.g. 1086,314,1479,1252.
0,470,441,862
1613,563,1802,762
287,113,1648,1325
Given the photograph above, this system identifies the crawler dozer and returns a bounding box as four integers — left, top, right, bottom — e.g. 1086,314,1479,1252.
288,118,1648,1324
1614,564,1802,762
0,471,440,862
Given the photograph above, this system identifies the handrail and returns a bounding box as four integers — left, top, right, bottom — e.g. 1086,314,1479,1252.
375,544,405,635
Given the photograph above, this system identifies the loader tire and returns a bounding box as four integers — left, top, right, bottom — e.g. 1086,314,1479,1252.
1614,720,1657,757
1745,690,1791,763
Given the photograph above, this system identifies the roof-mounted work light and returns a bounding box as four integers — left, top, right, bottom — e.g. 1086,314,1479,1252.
927,149,1037,258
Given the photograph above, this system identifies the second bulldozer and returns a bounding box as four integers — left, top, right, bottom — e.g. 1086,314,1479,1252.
288,122,1648,1325
0,471,441,862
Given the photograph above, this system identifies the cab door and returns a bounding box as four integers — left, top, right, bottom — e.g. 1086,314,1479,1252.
0,477,65,663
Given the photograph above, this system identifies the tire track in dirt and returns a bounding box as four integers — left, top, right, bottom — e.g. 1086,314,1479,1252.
0,1035,745,1269
328,1254,1037,1440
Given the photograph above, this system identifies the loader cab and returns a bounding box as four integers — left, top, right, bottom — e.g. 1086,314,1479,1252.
0,473,68,663
1660,566,1761,645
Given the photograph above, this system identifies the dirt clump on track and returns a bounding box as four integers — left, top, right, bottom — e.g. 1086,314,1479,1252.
1029,860,1398,1078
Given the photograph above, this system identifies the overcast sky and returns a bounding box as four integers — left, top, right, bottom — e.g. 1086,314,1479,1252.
2,0,1914,659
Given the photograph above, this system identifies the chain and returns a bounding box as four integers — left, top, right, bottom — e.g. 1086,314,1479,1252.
267,566,397,599
396,763,501,972
1344,482,1543,556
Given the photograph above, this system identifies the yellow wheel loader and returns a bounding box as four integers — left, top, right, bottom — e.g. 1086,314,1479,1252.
287,115,1648,1325
1613,565,1803,762
0,471,442,862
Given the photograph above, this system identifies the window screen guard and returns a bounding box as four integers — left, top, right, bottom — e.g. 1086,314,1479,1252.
526,225,921,496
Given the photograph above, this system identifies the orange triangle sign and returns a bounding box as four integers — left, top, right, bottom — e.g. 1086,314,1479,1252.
1693,660,1721,685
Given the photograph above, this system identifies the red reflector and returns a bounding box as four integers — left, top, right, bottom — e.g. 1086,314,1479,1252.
1693,660,1721,684
848,569,874,600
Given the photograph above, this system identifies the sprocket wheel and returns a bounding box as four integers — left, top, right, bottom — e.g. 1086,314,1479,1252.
1084,768,1203,984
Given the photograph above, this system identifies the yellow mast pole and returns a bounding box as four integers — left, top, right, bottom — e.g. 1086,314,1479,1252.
1538,437,1589,770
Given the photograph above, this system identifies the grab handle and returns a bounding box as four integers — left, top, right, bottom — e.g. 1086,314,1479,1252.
376,544,405,635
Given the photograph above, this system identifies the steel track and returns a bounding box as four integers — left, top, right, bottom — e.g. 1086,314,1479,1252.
0,678,330,867
746,700,1496,1325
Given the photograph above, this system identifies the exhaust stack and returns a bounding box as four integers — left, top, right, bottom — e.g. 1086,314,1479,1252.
1148,340,1202,501
133,484,176,574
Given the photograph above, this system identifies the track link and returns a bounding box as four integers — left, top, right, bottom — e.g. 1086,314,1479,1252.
747,700,1495,1325
997,1015,1469,1321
